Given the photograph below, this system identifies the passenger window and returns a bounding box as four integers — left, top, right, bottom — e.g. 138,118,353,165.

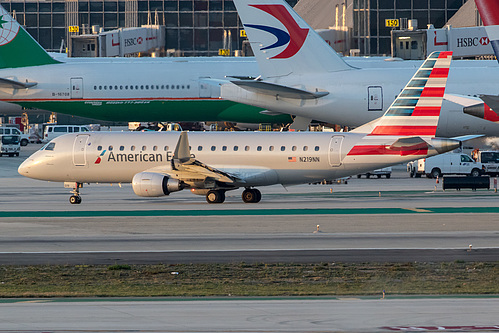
269,146,274,151
211,146,216,151
108,145,113,151
222,146,227,151
54,127,66,133
257,146,262,151
68,127,73,133
142,145,146,151
198,146,203,151
315,146,320,151
280,146,285,151
131,146,136,151
153,146,158,151
164,146,169,151
245,146,250,151
461,155,473,162
303,146,308,151
119,146,125,151
97,146,102,151
234,146,238,151
292,146,297,151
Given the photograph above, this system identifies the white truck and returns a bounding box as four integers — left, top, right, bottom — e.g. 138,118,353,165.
0,125,31,146
0,134,20,157
472,150,499,176
408,153,482,179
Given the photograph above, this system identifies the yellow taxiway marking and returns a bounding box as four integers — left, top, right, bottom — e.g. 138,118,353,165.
404,208,433,213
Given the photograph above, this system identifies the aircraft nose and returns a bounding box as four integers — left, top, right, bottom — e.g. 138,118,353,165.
18,158,33,176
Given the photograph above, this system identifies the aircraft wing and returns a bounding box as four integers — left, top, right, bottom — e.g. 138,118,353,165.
166,131,243,184
0,77,37,89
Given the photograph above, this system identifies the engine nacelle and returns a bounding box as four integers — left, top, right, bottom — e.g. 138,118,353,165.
132,172,184,197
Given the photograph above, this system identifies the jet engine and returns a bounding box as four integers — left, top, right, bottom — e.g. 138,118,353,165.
132,172,184,197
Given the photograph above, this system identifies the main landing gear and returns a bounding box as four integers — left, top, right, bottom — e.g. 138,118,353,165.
206,190,226,204
205,188,262,204
242,188,261,203
69,182,83,204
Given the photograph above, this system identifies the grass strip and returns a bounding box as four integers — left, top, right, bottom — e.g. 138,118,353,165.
0,262,498,298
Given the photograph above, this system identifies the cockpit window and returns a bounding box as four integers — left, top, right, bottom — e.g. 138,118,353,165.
45,142,56,151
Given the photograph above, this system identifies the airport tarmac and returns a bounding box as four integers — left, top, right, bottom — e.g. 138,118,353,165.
1,297,499,332
1,144,498,264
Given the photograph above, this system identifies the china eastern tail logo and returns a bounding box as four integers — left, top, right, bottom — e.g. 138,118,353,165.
245,4,308,59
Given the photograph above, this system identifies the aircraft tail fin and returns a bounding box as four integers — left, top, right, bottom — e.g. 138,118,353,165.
475,0,499,63
0,5,60,69
354,51,453,136
232,0,353,78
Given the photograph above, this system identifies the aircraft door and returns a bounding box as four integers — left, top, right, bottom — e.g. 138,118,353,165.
73,134,89,166
70,78,83,99
199,77,211,98
368,86,383,111
328,135,344,167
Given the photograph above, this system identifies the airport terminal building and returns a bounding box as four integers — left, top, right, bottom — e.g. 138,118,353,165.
0,0,478,56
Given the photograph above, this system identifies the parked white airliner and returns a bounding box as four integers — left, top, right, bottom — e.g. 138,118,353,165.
19,52,476,204
220,0,499,136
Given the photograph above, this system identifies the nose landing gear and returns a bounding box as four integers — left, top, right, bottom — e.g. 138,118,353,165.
67,182,83,204
242,188,261,203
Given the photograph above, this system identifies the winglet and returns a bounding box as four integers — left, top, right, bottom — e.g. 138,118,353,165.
173,131,193,165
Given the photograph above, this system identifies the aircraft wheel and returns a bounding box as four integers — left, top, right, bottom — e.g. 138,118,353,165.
69,195,82,204
206,190,225,204
242,188,261,203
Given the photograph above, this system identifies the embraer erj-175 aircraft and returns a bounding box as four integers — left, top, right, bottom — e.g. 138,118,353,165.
220,0,499,136
19,52,477,204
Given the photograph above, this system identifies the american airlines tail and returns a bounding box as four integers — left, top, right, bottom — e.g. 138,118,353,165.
354,51,453,137
232,0,353,78
0,5,60,69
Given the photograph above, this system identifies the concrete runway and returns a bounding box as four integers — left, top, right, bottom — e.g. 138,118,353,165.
1,144,499,264
1,297,499,332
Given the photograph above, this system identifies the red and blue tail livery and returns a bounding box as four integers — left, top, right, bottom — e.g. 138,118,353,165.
245,4,308,59
369,51,453,137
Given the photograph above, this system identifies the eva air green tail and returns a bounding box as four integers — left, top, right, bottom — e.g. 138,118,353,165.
0,5,60,69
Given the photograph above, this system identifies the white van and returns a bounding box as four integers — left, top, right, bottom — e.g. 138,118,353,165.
412,153,482,178
0,134,20,157
43,125,90,142
0,125,30,146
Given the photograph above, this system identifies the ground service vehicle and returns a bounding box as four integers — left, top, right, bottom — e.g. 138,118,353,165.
472,150,499,176
0,134,20,157
0,125,30,146
412,153,482,178
43,125,90,142
357,167,392,179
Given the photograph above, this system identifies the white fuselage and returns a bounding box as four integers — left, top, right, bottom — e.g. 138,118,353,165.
19,131,445,187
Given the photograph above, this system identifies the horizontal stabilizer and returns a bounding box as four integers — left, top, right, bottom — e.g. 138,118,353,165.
389,136,428,150
0,77,37,89
231,80,329,99
479,95,499,112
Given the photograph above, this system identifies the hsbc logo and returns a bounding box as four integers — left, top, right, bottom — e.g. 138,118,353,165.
456,36,490,47
479,36,490,45
124,37,144,47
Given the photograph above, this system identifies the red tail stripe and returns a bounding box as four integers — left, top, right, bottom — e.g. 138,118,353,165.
484,104,499,122
420,87,445,98
438,51,453,58
370,125,437,136
347,145,428,156
411,106,441,116
429,67,449,78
